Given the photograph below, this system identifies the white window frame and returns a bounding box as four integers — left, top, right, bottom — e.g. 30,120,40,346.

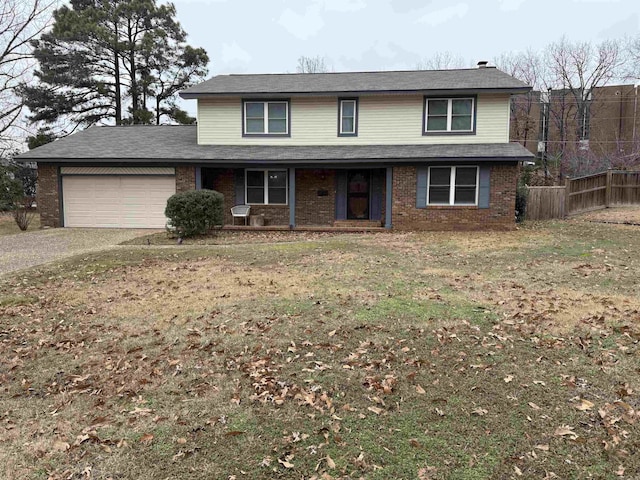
245,169,288,205
243,101,289,135
339,99,357,135
425,97,475,133
427,166,479,206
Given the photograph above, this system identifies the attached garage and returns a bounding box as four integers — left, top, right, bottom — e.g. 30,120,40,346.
61,167,176,228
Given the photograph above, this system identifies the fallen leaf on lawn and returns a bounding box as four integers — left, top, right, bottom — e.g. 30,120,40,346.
615,465,625,476
328,329,337,337
416,385,426,395
278,458,294,469
367,406,383,415
535,444,549,451
504,375,514,383
435,408,445,417
52,440,70,452
514,465,523,476
326,455,336,469
172,451,185,462
140,433,154,444
417,466,438,479
176,437,187,444
74,434,91,446
472,408,488,416
528,402,541,410
554,426,578,440
575,399,595,411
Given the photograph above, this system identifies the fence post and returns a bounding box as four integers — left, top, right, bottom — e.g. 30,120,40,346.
605,169,612,208
564,177,570,217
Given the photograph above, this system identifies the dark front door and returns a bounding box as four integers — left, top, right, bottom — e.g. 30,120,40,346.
347,170,370,219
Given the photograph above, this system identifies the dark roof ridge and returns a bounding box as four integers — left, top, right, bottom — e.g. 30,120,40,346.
224,67,493,77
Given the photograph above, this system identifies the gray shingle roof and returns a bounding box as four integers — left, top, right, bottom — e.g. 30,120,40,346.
180,67,530,98
17,125,533,164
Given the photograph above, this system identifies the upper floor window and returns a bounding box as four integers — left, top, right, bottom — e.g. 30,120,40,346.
424,97,475,134
243,100,289,136
339,98,358,136
428,166,478,206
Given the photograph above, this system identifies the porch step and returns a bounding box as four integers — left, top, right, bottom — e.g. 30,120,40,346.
333,220,383,228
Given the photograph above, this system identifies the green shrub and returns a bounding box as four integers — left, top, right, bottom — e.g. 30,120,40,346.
165,189,223,237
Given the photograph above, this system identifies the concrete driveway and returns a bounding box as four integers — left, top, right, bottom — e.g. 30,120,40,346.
0,228,154,277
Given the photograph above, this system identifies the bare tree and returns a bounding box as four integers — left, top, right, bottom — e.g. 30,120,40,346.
0,0,55,152
296,55,331,73
622,34,640,82
416,51,469,70
545,37,622,142
494,50,542,151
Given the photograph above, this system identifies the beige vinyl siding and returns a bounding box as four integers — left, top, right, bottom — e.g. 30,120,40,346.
197,94,511,145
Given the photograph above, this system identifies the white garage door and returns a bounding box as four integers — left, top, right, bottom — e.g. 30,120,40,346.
63,173,176,228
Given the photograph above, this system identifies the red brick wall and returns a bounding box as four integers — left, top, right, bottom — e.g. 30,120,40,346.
175,166,196,192
210,168,335,227
210,168,235,225
296,169,336,226
209,168,291,226
392,164,518,231
37,164,60,228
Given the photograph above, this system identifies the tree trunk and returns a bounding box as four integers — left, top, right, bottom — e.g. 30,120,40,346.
128,20,138,122
114,23,122,125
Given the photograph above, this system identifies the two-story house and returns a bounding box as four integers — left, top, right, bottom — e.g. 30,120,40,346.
21,64,533,230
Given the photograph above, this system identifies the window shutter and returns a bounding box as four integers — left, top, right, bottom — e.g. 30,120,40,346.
335,171,347,220
479,165,490,209
234,169,245,205
416,167,428,208
369,169,384,221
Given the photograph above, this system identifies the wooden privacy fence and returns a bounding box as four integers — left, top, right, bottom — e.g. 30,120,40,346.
525,170,640,221
525,186,566,220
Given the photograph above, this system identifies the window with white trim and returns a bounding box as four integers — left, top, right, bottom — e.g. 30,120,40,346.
339,99,357,135
427,166,478,205
425,97,474,133
244,101,288,135
246,169,288,205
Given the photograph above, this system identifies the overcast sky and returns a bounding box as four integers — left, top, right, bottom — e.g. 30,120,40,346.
173,0,640,76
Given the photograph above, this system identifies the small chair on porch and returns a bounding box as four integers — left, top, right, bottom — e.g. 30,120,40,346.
230,205,251,225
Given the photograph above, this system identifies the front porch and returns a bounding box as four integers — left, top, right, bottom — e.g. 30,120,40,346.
198,166,393,229
222,223,387,232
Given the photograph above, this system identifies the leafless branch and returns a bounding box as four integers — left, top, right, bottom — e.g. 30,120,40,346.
0,0,57,151
296,55,332,74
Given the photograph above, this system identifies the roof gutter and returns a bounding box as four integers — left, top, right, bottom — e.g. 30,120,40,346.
22,155,533,165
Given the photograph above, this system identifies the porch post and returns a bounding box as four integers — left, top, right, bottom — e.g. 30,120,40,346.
385,167,393,229
289,167,296,229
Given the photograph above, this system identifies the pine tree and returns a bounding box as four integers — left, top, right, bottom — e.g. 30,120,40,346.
21,0,208,131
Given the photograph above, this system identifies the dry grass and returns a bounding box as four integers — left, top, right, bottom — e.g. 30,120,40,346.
57,257,315,322
0,212,40,235
1,221,639,479
577,206,640,225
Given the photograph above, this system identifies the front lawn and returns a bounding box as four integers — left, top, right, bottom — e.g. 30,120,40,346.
0,212,40,236
1,221,638,479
